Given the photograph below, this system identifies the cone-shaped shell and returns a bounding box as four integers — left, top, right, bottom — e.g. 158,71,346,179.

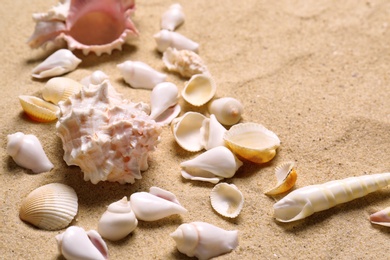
200,114,227,150
208,97,243,126
182,74,216,107
370,207,390,227
19,183,78,230
265,162,297,195
154,29,199,53
224,122,280,164
149,82,180,124
42,77,83,104
210,183,244,218
117,61,167,89
161,3,185,31
19,95,59,122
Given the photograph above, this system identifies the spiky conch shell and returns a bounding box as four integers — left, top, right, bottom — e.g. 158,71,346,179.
56,80,162,184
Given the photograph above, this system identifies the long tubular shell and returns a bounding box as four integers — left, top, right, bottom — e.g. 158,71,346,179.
273,172,390,222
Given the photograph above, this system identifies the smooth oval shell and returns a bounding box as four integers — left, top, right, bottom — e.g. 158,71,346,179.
161,3,185,31
42,77,83,104
265,162,297,195
154,29,199,53
19,183,78,230
224,122,280,164
182,74,216,107
19,95,59,122
210,183,244,218
208,97,243,126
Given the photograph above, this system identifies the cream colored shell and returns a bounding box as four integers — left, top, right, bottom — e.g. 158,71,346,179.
42,77,83,104
210,183,244,218
208,97,243,126
19,95,59,122
182,74,216,107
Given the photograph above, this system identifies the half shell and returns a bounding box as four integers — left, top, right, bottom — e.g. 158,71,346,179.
42,77,83,104
182,74,216,107
19,95,60,122
210,183,244,218
208,97,243,126
19,183,78,230
265,162,297,195
224,122,280,164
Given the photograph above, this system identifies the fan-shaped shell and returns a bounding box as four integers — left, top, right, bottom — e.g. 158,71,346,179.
182,74,216,107
224,122,280,164
19,183,78,230
265,162,297,195
208,97,243,126
19,95,60,122
210,183,244,218
42,77,83,104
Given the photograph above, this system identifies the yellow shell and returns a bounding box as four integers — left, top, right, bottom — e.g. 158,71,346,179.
42,77,83,104
19,183,78,230
223,122,280,164
265,162,297,195
182,74,216,107
19,95,59,122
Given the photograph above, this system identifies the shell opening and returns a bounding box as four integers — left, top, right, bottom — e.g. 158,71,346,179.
273,198,311,222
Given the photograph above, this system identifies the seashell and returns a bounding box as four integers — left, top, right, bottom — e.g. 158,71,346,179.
182,74,217,107
265,162,297,196
42,77,83,104
19,95,59,123
161,3,185,31
7,132,54,173
98,196,138,241
162,47,208,78
19,183,78,230
56,226,109,260
117,61,167,90
370,207,390,227
200,114,227,150
130,186,187,221
31,49,81,79
154,29,199,53
170,221,239,260
273,172,390,223
56,80,162,184
28,0,138,56
149,82,181,125
171,112,207,152
224,122,280,164
180,146,243,184
208,97,243,126
210,183,244,218
80,70,109,87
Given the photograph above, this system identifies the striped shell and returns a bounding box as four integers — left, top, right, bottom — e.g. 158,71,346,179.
42,77,83,104
210,183,244,218
19,183,78,230
19,95,59,122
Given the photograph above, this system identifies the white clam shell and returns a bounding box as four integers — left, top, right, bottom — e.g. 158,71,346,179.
154,29,199,53
42,77,83,104
149,82,181,125
210,183,244,218
182,74,216,107
200,114,227,150
80,70,109,87
370,207,390,227
98,196,138,241
31,49,81,79
19,95,60,122
56,226,109,260
130,186,187,221
170,221,239,260
19,183,78,230
161,3,185,31
180,146,243,184
117,61,167,89
7,132,54,173
208,97,243,126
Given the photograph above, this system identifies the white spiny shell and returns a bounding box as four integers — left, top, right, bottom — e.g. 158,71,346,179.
200,114,227,150
56,226,109,260
370,207,390,227
170,221,239,260
32,0,70,21
265,162,297,196
42,77,83,104
154,29,199,53
117,61,167,90
19,183,78,230
208,97,243,126
224,122,280,164
149,82,181,125
56,80,162,184
98,196,138,241
7,132,54,173
31,49,81,79
171,112,207,152
180,146,243,184
182,74,216,107
19,95,60,122
80,70,109,87
273,172,390,222
130,186,187,221
161,3,185,31
210,183,244,218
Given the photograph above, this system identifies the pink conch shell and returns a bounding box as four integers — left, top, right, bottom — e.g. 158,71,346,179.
56,80,162,184
28,0,138,56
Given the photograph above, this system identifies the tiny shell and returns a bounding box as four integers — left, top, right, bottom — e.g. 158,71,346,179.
117,60,167,89
149,82,181,125
42,77,83,104
370,207,390,227
182,74,216,107
31,49,81,79
265,162,297,195
210,183,244,218
224,122,280,164
208,97,243,126
161,3,185,31
80,70,109,87
180,146,243,184
154,29,199,53
200,114,227,150
19,95,60,122
19,183,78,230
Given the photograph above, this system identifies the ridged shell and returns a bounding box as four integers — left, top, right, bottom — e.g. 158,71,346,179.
208,97,243,126
224,122,280,163
182,74,216,107
210,183,244,218
265,162,297,195
19,183,78,230
19,95,59,122
42,77,83,104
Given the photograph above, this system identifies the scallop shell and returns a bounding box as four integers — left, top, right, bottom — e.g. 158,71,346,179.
210,183,244,218
154,29,199,53
370,207,390,227
42,77,83,104
208,97,243,126
265,162,297,195
224,122,280,164
19,183,78,230
161,3,185,31
149,82,181,125
182,74,216,107
19,95,60,122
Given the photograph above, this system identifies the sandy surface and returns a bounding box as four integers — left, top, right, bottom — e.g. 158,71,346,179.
1,0,390,259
